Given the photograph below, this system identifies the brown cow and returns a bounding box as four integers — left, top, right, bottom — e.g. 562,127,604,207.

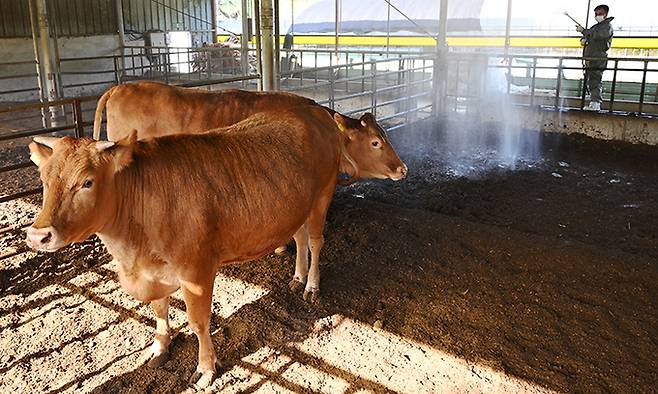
92,81,407,291
26,107,396,388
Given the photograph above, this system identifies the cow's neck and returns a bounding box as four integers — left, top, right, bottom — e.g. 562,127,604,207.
96,165,152,260
338,134,358,178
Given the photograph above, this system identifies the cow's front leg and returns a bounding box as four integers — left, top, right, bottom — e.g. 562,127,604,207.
148,296,171,367
181,278,217,389
289,224,309,291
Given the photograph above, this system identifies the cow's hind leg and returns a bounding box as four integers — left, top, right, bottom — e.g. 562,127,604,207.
303,188,333,303
289,224,309,292
181,276,217,389
148,296,172,368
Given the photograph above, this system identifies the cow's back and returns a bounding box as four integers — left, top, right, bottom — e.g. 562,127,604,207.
105,82,317,141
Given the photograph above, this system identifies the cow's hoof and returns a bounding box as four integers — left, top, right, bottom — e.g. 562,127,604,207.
188,369,216,390
289,278,304,291
274,245,287,255
303,288,320,303
147,351,170,368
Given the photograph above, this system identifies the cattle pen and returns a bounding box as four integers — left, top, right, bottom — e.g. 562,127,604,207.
1,1,658,393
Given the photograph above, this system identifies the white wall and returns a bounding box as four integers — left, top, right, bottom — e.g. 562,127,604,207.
0,34,120,102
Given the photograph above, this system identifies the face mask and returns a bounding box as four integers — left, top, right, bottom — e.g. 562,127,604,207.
595,15,605,23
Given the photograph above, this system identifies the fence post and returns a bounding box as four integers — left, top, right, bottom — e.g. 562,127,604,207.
371,60,377,116
530,57,537,107
113,56,120,84
609,59,618,113
638,60,648,114
329,62,335,110
72,100,84,138
555,58,563,109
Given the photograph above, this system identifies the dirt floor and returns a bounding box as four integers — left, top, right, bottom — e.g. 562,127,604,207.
1,120,657,393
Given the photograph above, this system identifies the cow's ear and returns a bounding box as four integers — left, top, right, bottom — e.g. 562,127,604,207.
29,141,54,167
359,112,375,126
333,113,356,140
97,129,137,173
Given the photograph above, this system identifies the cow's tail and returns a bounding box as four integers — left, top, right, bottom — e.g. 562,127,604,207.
92,86,116,140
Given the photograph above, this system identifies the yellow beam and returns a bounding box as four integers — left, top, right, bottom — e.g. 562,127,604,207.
216,35,658,49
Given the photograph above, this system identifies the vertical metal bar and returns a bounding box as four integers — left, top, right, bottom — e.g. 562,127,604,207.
371,60,377,115
260,0,274,91
329,59,335,110
345,52,349,93
555,58,563,109
116,0,126,80
72,100,84,138
274,0,280,89
386,1,390,56
530,57,537,106
314,51,318,83
254,0,263,90
361,53,365,92
609,59,618,113
241,0,250,77
206,49,211,80
433,0,448,117
28,0,47,127
334,0,339,62
113,56,120,83
580,57,588,109
164,48,169,83
297,51,302,84
638,60,648,114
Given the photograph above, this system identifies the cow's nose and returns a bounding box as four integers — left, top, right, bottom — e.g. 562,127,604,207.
26,226,53,248
397,164,408,178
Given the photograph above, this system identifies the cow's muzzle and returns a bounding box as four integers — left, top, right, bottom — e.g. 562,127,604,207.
26,226,64,252
389,164,408,181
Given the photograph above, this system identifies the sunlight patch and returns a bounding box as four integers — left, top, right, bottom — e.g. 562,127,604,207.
292,315,555,394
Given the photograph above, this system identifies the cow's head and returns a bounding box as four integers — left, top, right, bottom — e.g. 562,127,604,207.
25,132,136,252
334,112,407,181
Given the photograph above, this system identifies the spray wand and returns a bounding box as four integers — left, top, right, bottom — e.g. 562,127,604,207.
564,12,590,99
563,11,584,29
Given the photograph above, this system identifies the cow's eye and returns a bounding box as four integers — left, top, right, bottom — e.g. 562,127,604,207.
371,140,381,148
82,179,93,189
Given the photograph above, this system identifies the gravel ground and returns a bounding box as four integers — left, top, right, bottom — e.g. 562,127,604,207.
1,119,657,393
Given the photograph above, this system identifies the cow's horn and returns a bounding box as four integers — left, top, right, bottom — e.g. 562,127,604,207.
95,141,116,152
33,136,62,149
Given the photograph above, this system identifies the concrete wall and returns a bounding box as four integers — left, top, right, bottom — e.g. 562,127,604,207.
0,35,120,102
480,106,658,146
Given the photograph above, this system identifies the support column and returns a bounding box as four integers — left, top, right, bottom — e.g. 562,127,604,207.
33,0,63,125
274,0,280,89
115,0,126,80
260,0,274,91
432,0,448,117
27,0,47,127
241,0,250,76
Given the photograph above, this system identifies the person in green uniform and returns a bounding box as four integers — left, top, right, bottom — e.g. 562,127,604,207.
576,4,614,111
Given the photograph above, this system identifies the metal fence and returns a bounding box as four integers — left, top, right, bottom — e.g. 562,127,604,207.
443,52,658,115
275,48,435,129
